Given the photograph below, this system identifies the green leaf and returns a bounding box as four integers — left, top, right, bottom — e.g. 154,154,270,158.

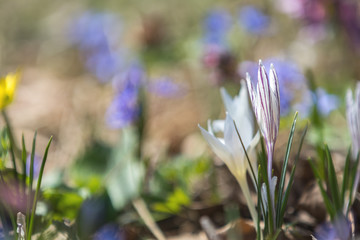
347,153,360,215
279,123,308,227
341,147,351,207
325,145,341,211
71,140,112,193
276,112,297,227
105,128,144,210
28,135,53,238
309,159,336,220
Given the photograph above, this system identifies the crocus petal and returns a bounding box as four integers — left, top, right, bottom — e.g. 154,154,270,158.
199,124,234,169
211,119,225,133
220,87,233,114
246,72,258,116
224,113,246,173
269,64,280,139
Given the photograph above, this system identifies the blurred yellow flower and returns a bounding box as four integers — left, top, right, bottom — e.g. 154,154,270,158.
0,72,19,109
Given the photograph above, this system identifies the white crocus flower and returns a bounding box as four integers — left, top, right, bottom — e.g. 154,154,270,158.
246,60,280,180
199,81,260,226
345,83,360,212
346,83,360,159
246,60,280,228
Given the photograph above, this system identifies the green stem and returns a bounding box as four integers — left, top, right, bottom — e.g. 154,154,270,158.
2,110,18,180
238,177,258,228
28,136,52,238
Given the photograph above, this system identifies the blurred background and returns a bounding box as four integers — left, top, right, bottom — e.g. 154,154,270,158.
0,0,359,239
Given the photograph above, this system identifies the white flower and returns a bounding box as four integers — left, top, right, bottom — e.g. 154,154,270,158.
246,60,280,178
346,83,360,159
199,81,259,224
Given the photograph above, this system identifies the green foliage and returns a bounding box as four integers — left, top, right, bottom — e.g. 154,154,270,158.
43,189,83,220
105,127,145,210
253,113,307,239
146,156,211,217
309,145,360,221
70,140,112,193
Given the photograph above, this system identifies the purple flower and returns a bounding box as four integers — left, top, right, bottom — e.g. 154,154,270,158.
26,154,41,178
239,58,306,116
106,65,144,129
203,9,231,47
314,216,351,240
147,78,185,98
294,88,339,118
93,224,125,240
69,11,125,82
238,6,270,35
246,60,280,180
315,88,339,116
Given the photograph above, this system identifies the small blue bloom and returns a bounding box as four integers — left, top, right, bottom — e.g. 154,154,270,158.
203,9,232,47
238,6,270,35
148,78,185,98
106,65,144,129
314,88,339,116
69,11,124,82
93,224,125,240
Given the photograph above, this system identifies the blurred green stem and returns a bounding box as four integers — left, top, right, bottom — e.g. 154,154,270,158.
2,110,18,180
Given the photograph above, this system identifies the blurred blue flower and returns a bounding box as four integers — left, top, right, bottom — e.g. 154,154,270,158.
148,78,185,98
106,84,139,129
93,224,125,240
69,11,124,82
238,6,270,35
26,154,41,178
314,88,339,116
106,65,143,129
203,9,231,47
314,216,351,240
295,88,339,118
239,58,306,115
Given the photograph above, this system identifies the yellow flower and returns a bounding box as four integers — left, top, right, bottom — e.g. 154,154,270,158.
0,71,19,109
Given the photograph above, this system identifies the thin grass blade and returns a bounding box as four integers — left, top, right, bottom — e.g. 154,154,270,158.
276,112,298,226
28,136,52,238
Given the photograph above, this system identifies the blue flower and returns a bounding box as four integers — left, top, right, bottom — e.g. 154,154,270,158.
238,6,270,35
69,11,124,82
295,88,339,118
106,84,139,129
93,224,125,240
106,65,144,129
203,9,231,47
239,58,306,116
147,77,185,98
314,88,339,116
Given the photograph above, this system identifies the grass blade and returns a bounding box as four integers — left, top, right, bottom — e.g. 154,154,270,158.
279,123,308,226
276,112,298,227
26,131,37,229
341,147,351,207
347,153,360,215
325,145,341,211
309,159,336,220
21,134,27,194
28,136,52,238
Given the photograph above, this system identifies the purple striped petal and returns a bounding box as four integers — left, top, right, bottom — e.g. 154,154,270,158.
269,64,280,140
